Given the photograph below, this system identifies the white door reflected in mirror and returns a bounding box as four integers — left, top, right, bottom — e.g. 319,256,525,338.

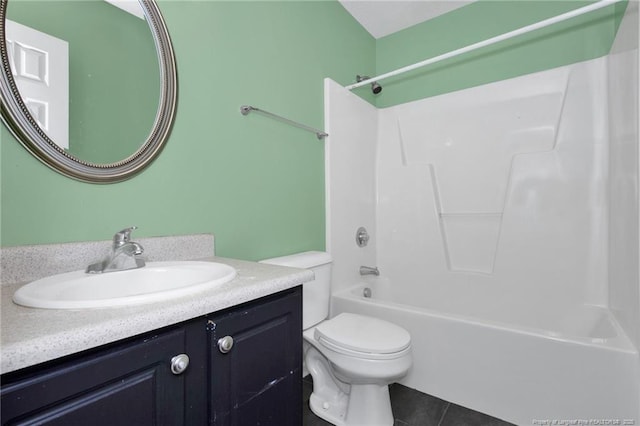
104,0,145,20
5,19,68,149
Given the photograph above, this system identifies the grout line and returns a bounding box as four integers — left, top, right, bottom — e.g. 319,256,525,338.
436,402,451,426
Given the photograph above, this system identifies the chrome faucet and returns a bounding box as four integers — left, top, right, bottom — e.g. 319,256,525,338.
359,266,380,276
86,226,146,274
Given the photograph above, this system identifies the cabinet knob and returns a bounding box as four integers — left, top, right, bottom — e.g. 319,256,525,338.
217,336,234,353
170,353,190,375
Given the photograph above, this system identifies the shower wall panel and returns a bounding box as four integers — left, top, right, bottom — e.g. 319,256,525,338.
608,0,639,348
376,57,610,309
395,72,567,274
324,79,378,295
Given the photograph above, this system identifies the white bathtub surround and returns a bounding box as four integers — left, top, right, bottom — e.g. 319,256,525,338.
324,7,640,422
325,57,612,304
376,58,611,306
394,70,568,274
324,82,378,293
608,0,640,352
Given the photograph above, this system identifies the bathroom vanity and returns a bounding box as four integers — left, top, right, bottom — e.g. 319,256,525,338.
0,250,311,426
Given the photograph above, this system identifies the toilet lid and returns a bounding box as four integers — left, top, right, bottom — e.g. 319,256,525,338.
314,313,411,355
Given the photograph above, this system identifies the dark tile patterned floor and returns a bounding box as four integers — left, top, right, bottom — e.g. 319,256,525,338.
303,376,515,426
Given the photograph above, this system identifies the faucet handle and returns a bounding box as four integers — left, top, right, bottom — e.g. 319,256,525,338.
113,226,138,248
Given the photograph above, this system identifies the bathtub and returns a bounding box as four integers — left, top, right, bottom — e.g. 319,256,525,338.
331,282,640,425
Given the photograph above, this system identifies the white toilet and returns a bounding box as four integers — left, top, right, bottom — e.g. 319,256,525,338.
260,251,412,426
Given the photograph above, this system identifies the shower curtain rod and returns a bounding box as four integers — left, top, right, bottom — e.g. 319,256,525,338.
240,105,328,140
345,0,622,91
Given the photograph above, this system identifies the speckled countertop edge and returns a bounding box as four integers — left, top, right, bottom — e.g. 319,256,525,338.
0,256,313,375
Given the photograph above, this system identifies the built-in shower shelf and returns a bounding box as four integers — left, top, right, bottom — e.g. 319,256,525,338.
439,212,503,274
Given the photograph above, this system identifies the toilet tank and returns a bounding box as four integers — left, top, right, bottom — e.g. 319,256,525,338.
259,251,332,330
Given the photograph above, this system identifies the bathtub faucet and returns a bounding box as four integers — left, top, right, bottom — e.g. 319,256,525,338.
359,266,380,276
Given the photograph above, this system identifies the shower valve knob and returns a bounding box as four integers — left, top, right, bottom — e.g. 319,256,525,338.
356,227,370,247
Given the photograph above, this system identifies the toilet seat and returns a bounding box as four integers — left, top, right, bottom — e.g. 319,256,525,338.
313,313,411,360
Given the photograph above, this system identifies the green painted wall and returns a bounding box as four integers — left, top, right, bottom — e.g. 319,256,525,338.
7,0,158,163
369,0,628,107
0,0,629,261
0,1,375,260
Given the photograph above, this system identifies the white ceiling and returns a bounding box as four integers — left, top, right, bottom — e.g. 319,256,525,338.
339,0,475,39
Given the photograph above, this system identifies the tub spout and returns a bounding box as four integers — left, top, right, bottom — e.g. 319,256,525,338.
360,266,380,276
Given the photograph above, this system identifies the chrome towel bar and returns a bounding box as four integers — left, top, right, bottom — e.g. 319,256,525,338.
240,105,328,140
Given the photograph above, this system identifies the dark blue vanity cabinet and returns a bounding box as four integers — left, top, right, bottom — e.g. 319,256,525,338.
0,322,207,425
208,287,303,425
1,287,302,426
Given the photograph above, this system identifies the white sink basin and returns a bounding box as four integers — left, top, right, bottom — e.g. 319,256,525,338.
13,261,237,309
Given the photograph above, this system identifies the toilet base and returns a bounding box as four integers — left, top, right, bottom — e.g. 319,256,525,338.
304,333,400,426
309,383,394,426
309,389,348,425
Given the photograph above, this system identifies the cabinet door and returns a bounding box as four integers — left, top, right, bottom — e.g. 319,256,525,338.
208,287,302,426
1,325,197,426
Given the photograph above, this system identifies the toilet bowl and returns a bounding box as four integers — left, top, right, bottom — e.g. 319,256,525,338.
260,252,412,426
304,313,412,425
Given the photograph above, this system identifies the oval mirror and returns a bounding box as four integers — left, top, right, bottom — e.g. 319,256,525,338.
0,0,177,183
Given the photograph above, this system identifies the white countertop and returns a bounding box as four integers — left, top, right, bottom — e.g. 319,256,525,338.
0,256,313,375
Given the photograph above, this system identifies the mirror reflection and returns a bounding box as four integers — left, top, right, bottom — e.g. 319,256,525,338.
5,0,159,164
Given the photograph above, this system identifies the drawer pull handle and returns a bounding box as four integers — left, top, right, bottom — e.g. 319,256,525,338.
218,336,234,353
170,354,190,375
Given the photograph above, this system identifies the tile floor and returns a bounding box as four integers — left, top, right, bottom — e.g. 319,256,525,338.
303,376,515,426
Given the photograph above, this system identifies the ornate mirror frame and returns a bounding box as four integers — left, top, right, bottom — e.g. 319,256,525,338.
0,0,177,183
